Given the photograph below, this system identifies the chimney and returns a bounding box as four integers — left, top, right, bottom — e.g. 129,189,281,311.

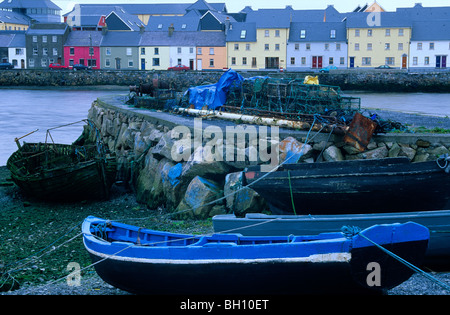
168,23,174,37
102,26,108,35
224,17,230,35
139,24,145,34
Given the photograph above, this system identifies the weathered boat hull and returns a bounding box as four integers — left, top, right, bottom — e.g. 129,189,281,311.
212,210,450,264
7,143,116,200
83,216,429,295
244,157,450,214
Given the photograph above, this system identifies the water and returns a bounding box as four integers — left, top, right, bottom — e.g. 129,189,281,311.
347,91,450,117
0,88,126,166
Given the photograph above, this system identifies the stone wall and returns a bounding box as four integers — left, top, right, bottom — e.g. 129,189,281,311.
87,96,450,218
1,69,449,92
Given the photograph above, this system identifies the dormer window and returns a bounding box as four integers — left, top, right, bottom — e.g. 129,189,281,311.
300,30,306,39
330,30,336,38
182,24,187,29
240,30,246,39
157,24,163,29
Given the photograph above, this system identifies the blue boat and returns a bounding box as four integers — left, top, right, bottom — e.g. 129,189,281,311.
82,216,429,295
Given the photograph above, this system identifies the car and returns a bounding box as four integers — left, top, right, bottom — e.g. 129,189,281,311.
49,63,67,70
168,65,190,71
72,64,91,71
0,62,14,70
319,65,338,73
375,65,394,69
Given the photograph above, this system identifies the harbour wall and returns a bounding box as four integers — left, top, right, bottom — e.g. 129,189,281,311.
87,95,450,218
1,69,449,92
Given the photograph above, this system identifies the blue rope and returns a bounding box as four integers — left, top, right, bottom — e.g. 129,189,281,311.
357,232,450,292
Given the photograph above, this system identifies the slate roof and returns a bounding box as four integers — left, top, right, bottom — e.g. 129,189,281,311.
139,31,225,47
100,31,141,46
245,8,293,28
345,12,412,28
396,4,450,21
106,9,145,31
26,23,69,35
146,15,200,32
0,33,15,47
411,20,450,41
0,0,61,10
64,31,103,46
290,6,344,23
289,22,347,42
225,22,256,42
0,10,30,25
8,32,26,47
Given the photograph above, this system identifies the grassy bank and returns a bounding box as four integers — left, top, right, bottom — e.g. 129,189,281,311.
0,166,213,292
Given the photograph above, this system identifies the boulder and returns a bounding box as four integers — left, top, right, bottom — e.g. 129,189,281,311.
398,144,416,161
279,136,313,163
323,145,344,162
357,145,389,160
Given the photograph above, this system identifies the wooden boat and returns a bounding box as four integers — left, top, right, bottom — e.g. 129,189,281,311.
82,216,429,295
7,120,116,201
244,157,450,215
212,210,450,264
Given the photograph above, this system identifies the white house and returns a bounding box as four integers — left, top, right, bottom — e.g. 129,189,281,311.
287,22,348,71
8,32,26,69
409,21,449,69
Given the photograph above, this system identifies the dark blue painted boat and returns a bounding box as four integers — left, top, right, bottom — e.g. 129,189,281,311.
82,216,429,295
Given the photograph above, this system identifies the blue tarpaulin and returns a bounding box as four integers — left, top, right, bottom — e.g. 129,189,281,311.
187,69,244,110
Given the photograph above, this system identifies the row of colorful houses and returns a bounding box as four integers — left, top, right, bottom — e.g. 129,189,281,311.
1,0,449,71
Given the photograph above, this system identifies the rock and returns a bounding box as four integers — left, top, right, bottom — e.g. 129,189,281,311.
279,136,313,163
342,144,361,155
416,139,431,148
135,155,168,208
430,145,450,158
398,144,416,161
357,145,388,160
178,176,223,219
413,153,430,162
161,163,184,209
323,145,344,162
388,143,401,157
224,172,266,217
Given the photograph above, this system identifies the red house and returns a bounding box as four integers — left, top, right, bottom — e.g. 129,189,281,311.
63,31,102,69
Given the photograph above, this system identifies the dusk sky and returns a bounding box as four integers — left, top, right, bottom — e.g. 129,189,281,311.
53,0,450,15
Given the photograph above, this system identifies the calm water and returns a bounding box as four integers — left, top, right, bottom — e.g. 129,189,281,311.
0,88,449,166
0,88,126,166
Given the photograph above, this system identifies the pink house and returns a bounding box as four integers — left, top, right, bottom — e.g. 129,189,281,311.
64,31,102,69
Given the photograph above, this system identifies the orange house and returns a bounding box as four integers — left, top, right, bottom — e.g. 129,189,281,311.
196,45,227,70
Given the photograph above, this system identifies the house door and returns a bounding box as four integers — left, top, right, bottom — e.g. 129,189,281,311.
312,56,322,69
436,56,441,68
402,55,407,69
349,57,355,68
116,58,121,70
189,59,194,70
141,58,145,70
318,56,323,68
21,59,25,69
197,59,202,71
442,56,447,68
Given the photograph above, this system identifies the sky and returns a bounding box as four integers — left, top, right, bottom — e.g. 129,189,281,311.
53,0,450,15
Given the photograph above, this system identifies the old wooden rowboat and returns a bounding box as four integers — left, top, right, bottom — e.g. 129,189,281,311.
7,142,117,201
82,216,429,295
244,157,450,215
213,210,450,264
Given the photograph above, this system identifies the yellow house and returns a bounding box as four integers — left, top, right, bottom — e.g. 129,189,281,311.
347,12,412,68
0,11,29,31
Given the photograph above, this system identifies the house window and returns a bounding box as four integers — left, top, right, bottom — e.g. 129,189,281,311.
367,29,372,37
33,48,38,55
88,59,97,67
209,48,214,55
154,47,159,55
385,29,391,36
53,48,57,56
417,43,422,50
336,43,341,51
265,30,269,37
330,30,336,38
42,36,47,43
234,44,239,50
141,48,146,55
69,59,74,66
52,36,57,42
242,57,247,65
105,58,111,67
290,57,295,65
355,30,360,37
190,47,194,54
413,57,418,65
398,43,403,51
275,44,280,51
15,48,23,55
106,47,111,55
295,44,299,50
231,57,236,65
177,47,182,54
157,24,162,29
246,44,250,51
197,48,202,54
209,59,214,67
240,30,246,39
275,30,280,37
43,48,48,55
398,29,404,36
386,57,395,65
429,43,434,50
367,43,372,51
329,57,334,65
33,36,37,42
182,24,187,29
29,59,34,67
70,47,75,55
300,30,306,38
362,57,371,65
126,48,132,56
355,43,360,51
324,43,329,51
424,57,429,65
340,57,345,65
89,47,94,56
301,57,306,65
177,58,181,65
152,58,160,66
41,59,47,67
306,43,310,51
385,43,390,50
128,59,133,67
264,44,269,51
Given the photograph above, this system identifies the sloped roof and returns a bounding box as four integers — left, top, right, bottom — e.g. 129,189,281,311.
0,9,30,25
146,15,200,32
139,31,225,47
245,8,293,28
289,22,347,42
0,0,60,10
106,9,145,31
411,20,450,41
396,4,450,21
225,22,256,42
64,31,103,46
100,31,141,46
0,33,15,47
345,11,412,28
